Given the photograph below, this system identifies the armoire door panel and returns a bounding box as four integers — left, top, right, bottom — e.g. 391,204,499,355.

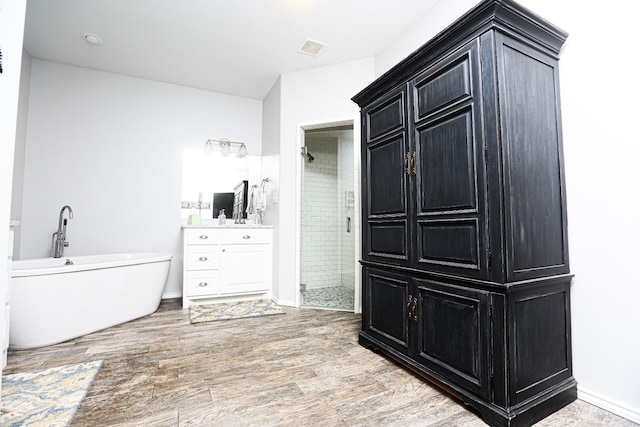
415,280,491,398
417,219,480,269
416,109,477,213
365,269,410,353
414,53,472,120
369,221,408,260
367,93,405,141
498,35,568,280
367,135,408,217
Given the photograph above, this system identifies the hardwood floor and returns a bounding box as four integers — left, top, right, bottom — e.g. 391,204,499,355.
5,299,637,426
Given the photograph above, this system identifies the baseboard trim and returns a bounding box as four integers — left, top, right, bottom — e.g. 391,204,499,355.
578,387,640,424
272,296,296,307
162,291,182,300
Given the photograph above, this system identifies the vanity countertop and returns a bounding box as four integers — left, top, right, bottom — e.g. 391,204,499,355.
181,223,273,229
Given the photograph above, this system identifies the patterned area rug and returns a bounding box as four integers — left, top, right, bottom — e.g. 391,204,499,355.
1,360,102,427
190,299,285,324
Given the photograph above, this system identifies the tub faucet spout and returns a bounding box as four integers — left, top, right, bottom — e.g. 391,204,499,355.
52,205,73,258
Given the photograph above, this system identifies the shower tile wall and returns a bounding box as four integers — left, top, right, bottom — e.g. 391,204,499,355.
301,137,340,290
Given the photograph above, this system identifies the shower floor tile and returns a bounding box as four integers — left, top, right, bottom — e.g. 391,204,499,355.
301,285,354,311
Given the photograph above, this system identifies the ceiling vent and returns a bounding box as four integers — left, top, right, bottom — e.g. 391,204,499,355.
298,38,326,56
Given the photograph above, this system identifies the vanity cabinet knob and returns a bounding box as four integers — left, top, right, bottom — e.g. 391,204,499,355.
198,256,208,261
199,235,208,239
242,235,251,239
198,282,208,287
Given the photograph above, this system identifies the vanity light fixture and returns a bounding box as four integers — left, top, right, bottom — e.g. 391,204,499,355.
205,138,248,158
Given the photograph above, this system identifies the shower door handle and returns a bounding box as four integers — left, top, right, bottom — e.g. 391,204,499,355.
346,217,351,233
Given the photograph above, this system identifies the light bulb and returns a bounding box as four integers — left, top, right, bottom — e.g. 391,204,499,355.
237,143,248,159
219,139,231,157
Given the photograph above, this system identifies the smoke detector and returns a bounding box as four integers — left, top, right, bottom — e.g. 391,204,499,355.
298,38,326,56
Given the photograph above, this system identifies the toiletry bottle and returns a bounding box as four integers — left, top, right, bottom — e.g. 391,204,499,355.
218,209,226,225
188,208,201,225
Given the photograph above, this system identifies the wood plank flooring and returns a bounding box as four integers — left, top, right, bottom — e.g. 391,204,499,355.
4,299,637,426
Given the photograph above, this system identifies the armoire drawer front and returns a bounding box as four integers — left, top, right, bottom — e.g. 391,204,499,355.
185,229,221,245
185,271,220,297
186,246,220,270
221,229,272,245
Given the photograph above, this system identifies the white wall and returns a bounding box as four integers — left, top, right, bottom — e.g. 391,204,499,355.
0,0,28,402
274,57,374,306
376,0,477,76
377,0,640,422
10,51,32,260
260,76,281,300
17,59,262,297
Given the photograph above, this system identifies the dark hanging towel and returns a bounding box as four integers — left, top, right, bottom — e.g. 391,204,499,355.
0,46,3,73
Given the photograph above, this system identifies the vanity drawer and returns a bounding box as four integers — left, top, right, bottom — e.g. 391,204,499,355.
185,229,221,245
221,229,272,245
186,246,220,270
185,271,220,297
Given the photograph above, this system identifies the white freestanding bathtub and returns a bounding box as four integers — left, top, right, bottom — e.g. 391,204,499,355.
9,252,172,350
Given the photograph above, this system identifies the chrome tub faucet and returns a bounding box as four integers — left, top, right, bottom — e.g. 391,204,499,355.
51,205,73,258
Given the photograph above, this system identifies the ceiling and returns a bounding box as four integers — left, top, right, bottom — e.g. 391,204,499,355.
23,0,440,100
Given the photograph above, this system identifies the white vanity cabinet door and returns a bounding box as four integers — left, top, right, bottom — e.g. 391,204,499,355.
220,243,272,294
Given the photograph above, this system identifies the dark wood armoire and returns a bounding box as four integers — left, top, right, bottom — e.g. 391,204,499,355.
352,1,575,425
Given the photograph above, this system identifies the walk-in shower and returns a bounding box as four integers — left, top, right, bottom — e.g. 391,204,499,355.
300,125,355,311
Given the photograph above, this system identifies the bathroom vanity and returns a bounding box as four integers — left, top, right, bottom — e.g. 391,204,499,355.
181,225,273,308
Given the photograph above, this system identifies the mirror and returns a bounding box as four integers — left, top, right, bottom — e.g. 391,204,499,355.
232,180,249,221
181,148,261,222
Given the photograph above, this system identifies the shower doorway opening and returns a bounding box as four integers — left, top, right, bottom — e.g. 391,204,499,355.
297,120,359,312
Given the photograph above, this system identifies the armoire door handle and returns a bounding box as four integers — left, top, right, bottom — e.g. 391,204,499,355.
411,151,416,176
406,296,418,323
411,297,418,324
405,152,411,176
